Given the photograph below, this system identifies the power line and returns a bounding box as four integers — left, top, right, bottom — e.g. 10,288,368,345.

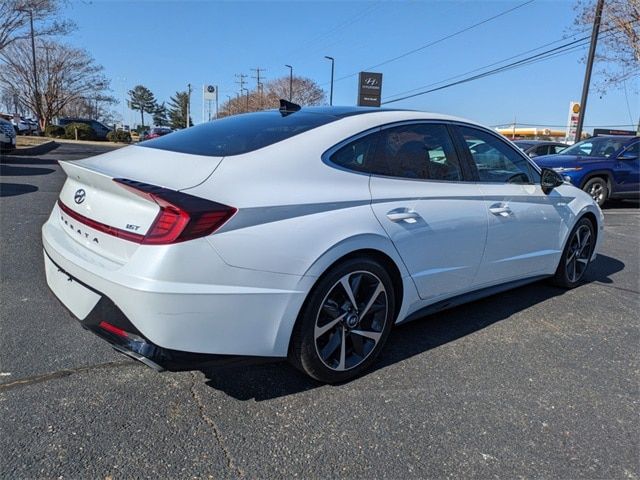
329,0,536,85
280,2,383,65
382,30,592,101
490,123,637,128
381,34,602,105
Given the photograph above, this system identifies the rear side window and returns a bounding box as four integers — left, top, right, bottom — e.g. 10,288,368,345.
329,123,463,181
330,131,382,174
376,123,463,181
140,110,340,156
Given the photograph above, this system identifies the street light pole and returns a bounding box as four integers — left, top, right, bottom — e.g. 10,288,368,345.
285,65,293,102
574,0,605,143
18,8,41,125
324,56,334,106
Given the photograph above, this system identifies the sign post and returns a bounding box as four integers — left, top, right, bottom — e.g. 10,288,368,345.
357,72,383,107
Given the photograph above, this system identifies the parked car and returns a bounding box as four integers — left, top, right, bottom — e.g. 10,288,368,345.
25,118,41,135
11,115,30,135
57,118,112,140
43,105,603,383
513,140,567,158
145,126,173,140
0,117,17,152
534,135,639,206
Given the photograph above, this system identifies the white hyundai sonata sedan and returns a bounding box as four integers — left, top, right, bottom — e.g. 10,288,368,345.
43,103,604,383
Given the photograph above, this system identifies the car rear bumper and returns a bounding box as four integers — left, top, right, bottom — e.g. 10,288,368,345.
45,255,270,371
42,210,312,361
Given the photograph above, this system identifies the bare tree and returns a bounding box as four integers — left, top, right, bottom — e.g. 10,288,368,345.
0,39,110,128
0,0,73,52
573,0,640,90
62,93,117,122
218,76,326,117
264,76,326,107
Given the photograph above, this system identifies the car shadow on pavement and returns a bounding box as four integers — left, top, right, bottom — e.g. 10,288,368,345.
0,164,55,176
0,155,59,166
0,182,39,197
200,253,625,402
602,200,639,210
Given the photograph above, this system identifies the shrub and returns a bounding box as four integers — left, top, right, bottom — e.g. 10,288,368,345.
64,122,95,140
44,125,65,138
107,130,131,143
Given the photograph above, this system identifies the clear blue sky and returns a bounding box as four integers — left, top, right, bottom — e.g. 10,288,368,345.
65,0,638,130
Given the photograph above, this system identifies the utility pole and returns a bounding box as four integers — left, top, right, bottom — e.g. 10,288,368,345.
251,68,266,109
186,83,192,128
575,0,605,143
235,74,248,112
285,65,293,101
324,56,335,106
242,88,249,112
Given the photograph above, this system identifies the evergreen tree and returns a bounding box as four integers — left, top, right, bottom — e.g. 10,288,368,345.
128,85,156,128
153,102,169,127
168,91,192,129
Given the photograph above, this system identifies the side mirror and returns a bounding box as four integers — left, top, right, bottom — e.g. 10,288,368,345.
541,168,564,194
618,151,638,161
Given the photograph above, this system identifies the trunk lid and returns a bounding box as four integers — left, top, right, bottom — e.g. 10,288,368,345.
56,146,223,264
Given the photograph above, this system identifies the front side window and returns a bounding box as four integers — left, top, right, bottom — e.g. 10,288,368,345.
374,123,463,181
459,126,534,184
621,141,639,158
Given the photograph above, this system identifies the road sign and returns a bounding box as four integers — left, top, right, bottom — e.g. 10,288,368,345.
357,72,383,107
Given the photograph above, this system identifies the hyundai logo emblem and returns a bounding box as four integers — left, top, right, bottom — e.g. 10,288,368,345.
74,189,86,204
364,77,378,86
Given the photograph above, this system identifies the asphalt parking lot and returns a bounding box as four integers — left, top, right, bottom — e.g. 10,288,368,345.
1,143,638,479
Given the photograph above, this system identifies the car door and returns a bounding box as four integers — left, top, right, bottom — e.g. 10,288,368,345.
612,140,639,195
365,122,487,301
453,125,569,286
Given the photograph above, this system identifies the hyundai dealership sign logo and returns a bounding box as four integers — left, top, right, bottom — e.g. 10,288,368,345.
358,72,383,107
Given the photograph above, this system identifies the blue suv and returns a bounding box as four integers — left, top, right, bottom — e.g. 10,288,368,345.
534,135,639,206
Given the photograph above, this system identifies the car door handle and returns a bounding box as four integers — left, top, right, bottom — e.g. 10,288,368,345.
489,204,512,216
386,209,421,222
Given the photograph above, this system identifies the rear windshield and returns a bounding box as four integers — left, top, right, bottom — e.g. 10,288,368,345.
139,110,341,156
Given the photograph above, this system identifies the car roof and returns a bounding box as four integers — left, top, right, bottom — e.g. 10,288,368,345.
591,135,637,141
513,140,565,145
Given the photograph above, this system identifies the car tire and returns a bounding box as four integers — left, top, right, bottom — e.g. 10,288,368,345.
289,257,395,383
550,217,595,289
583,177,608,207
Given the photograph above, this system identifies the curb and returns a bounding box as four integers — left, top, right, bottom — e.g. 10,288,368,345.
52,138,127,148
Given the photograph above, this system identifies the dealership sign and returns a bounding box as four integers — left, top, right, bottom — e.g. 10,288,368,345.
203,85,216,101
357,72,383,107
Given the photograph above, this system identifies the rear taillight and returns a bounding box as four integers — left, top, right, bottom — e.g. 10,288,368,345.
113,178,236,245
